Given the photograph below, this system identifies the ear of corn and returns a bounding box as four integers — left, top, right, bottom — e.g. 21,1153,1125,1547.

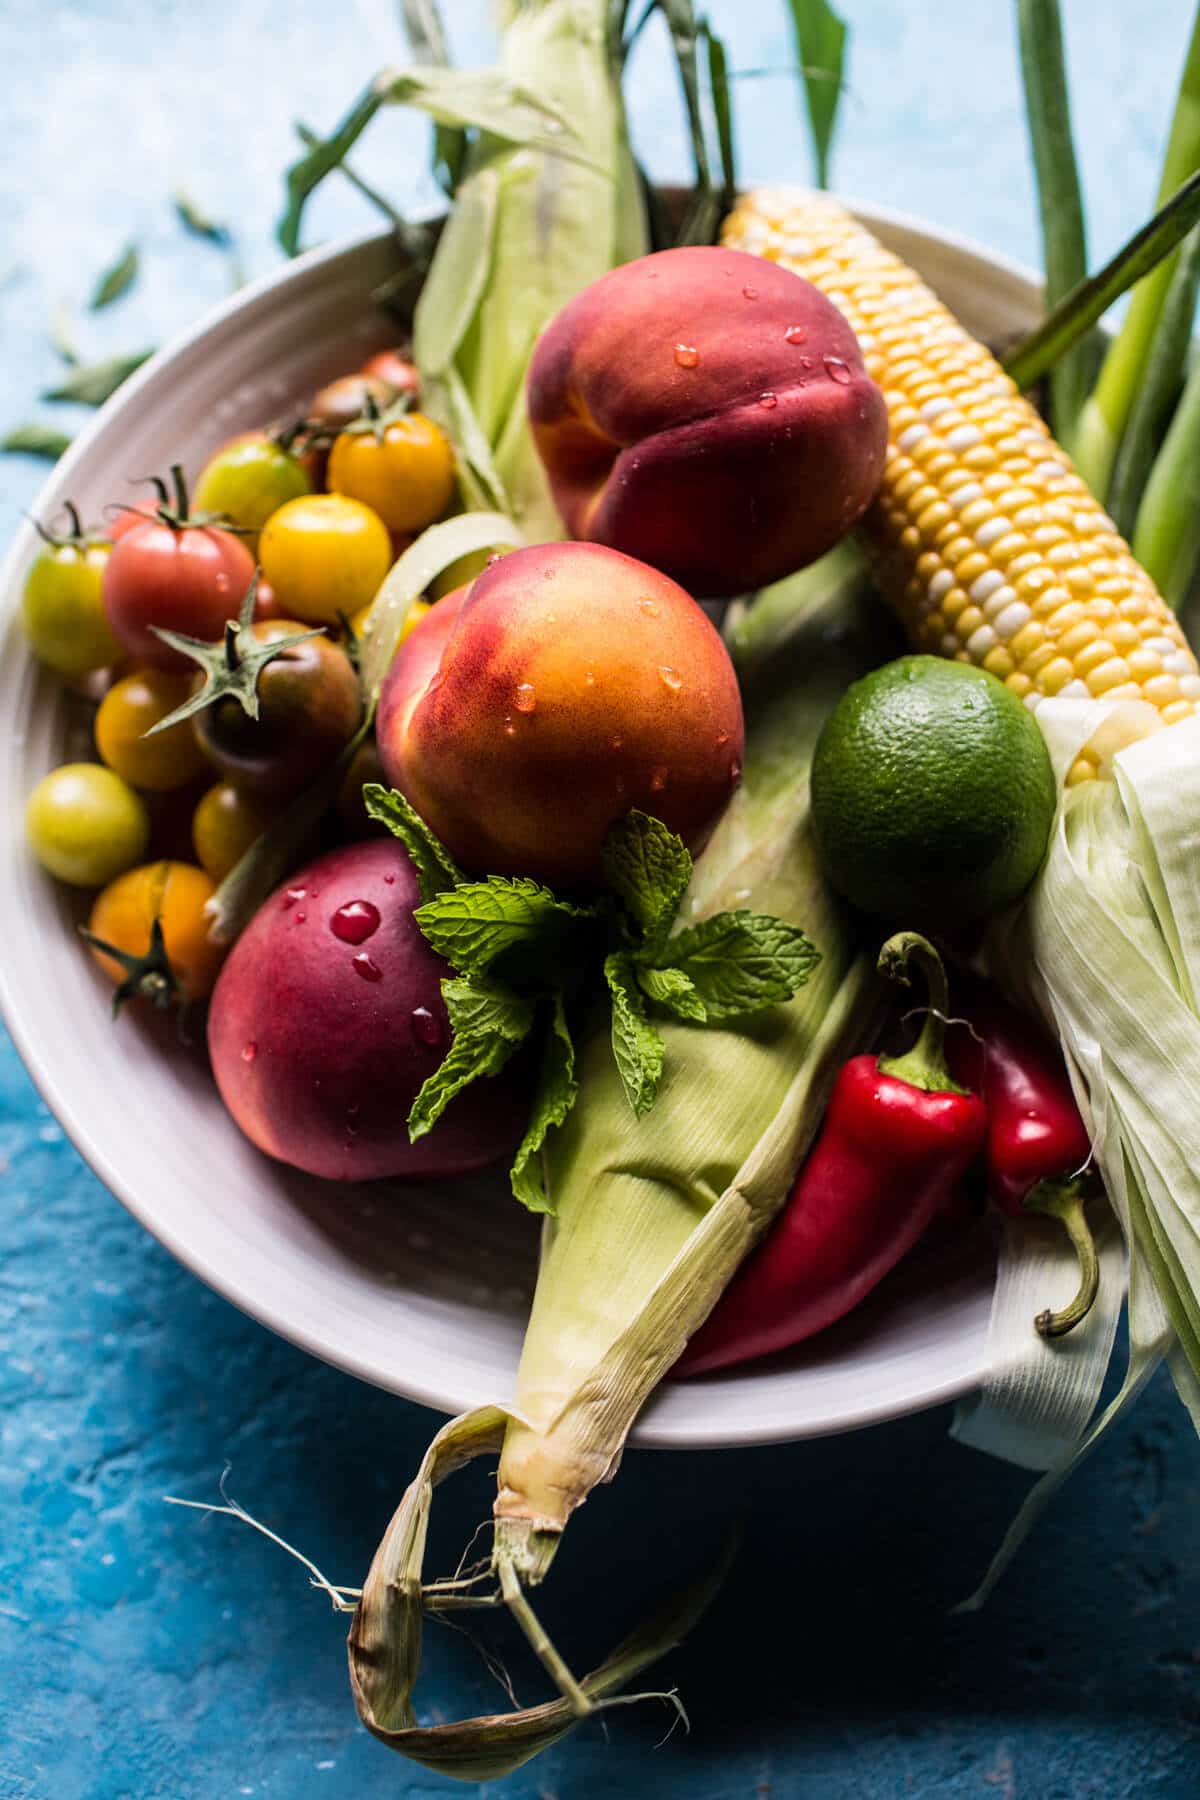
721,190,1200,783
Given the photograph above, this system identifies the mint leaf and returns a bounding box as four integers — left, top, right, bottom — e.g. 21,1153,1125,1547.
408,975,534,1141
636,963,707,1022
415,877,599,981
42,350,154,406
660,912,820,1022
601,811,692,947
604,952,665,1118
509,992,577,1214
90,242,139,311
364,784,463,902
2,425,72,460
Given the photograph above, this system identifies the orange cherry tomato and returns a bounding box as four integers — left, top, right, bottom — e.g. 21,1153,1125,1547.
192,781,271,882
327,412,455,534
95,669,211,791
87,860,224,1003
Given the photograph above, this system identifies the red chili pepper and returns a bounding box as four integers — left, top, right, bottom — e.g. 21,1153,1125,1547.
677,932,987,1378
946,970,1099,1338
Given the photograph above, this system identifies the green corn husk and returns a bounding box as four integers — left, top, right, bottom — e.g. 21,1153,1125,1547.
410,0,648,538
347,582,884,1776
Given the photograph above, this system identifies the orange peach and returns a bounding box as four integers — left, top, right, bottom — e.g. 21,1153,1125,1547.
376,543,744,888
527,245,888,597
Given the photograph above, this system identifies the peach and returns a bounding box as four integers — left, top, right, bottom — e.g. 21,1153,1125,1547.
376,543,744,888
527,245,888,597
208,839,526,1183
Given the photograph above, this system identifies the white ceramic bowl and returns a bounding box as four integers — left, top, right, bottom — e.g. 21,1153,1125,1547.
0,202,1037,1447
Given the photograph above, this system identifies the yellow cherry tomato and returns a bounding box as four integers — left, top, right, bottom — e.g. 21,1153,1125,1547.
258,493,392,625
87,860,224,1003
191,781,271,882
22,537,120,676
95,669,210,792
26,763,150,887
327,412,456,534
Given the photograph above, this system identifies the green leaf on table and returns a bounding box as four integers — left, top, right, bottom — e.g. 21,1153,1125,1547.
601,811,692,948
655,911,820,1022
509,992,578,1213
415,877,600,982
363,784,464,904
89,242,139,311
785,0,849,190
636,962,707,1022
50,302,80,366
1,424,72,460
42,350,154,406
408,976,535,1141
172,189,234,245
605,952,666,1118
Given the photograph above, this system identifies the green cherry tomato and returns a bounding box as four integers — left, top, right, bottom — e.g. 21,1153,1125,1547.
26,763,150,887
22,539,121,676
193,432,312,548
191,781,271,881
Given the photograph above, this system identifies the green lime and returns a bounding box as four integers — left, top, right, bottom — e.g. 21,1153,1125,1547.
811,655,1056,924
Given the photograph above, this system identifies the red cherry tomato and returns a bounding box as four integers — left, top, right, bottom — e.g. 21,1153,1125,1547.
103,519,256,672
360,348,420,401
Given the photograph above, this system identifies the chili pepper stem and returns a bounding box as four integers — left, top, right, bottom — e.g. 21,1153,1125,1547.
1026,1176,1101,1337
875,932,969,1095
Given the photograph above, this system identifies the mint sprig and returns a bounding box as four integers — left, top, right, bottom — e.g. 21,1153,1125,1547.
370,793,820,1207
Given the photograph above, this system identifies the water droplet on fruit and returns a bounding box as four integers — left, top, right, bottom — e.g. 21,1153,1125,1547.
650,766,669,792
514,682,537,714
611,734,625,752
674,343,699,369
282,886,306,910
215,572,230,593
330,899,381,944
543,567,557,580
352,952,383,982
730,759,742,781
584,669,596,687
383,872,396,885
742,284,759,300
800,355,814,369
638,597,660,617
294,911,307,924
486,552,502,566
309,889,319,898
716,729,730,746
544,612,557,624
503,715,517,737
241,1041,257,1063
824,356,852,384
785,324,807,345
658,665,683,693
758,391,778,410
410,1006,442,1048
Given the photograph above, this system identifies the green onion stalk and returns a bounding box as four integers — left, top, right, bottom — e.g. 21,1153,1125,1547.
1069,2,1200,495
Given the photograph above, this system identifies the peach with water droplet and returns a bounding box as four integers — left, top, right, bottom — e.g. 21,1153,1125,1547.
376,542,743,888
527,245,887,595
208,839,525,1182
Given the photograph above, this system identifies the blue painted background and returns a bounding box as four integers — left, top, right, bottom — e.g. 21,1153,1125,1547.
3,3,1200,1795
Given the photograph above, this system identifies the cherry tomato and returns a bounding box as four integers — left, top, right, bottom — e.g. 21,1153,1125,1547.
360,348,420,400
308,373,393,433
193,621,362,798
26,763,150,887
22,536,120,676
252,576,282,621
328,412,455,534
193,432,312,548
87,861,223,1003
336,736,387,833
103,518,256,671
96,669,211,791
192,781,271,881
258,494,391,625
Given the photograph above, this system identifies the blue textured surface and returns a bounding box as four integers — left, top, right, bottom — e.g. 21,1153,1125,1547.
3,3,1200,1795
